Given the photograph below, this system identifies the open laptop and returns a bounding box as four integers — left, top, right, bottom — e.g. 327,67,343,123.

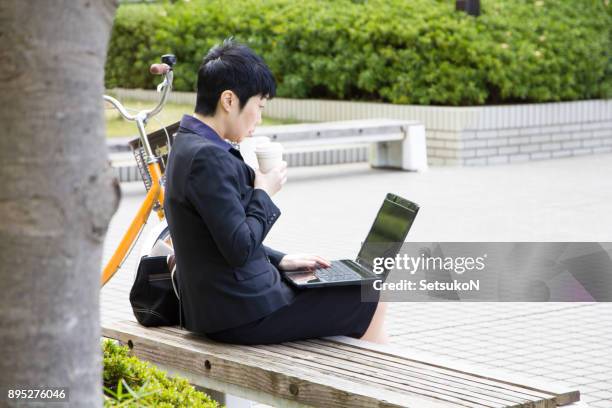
283,193,419,288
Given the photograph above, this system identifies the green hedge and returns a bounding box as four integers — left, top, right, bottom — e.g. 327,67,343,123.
105,0,611,105
103,340,220,407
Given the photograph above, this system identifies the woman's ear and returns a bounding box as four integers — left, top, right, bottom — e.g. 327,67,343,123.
219,90,235,113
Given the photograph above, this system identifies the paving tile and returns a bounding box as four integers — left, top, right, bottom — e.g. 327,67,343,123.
589,373,612,382
589,400,612,408
592,390,612,400
579,384,603,394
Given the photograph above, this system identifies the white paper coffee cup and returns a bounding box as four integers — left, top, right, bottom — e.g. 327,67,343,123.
239,136,271,169
255,142,283,173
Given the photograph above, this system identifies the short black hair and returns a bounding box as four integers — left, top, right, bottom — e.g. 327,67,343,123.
195,39,276,116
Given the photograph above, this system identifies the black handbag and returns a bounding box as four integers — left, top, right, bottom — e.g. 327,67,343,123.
129,255,182,327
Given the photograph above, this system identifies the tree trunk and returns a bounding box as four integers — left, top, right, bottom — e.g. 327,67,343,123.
0,1,119,406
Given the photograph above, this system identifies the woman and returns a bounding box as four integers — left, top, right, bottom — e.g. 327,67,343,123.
163,40,388,345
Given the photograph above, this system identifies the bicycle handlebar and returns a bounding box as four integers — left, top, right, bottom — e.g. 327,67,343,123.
104,55,176,161
104,58,174,122
150,63,171,75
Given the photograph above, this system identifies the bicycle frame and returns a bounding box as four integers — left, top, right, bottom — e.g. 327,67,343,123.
101,60,174,286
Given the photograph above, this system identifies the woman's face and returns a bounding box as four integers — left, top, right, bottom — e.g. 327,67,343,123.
225,94,266,144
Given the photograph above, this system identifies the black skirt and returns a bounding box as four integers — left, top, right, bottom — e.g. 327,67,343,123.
205,282,380,345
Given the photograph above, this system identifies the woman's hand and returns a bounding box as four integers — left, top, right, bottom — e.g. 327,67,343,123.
278,254,331,271
254,161,287,196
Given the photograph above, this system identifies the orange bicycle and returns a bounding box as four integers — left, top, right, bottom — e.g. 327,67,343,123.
101,54,176,286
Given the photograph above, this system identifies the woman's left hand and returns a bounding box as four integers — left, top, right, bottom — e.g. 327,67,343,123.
278,254,331,271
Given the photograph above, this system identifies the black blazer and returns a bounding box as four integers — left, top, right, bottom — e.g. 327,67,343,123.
164,120,295,333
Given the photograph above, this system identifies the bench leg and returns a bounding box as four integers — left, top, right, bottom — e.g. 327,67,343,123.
225,394,254,408
196,386,254,408
370,124,428,171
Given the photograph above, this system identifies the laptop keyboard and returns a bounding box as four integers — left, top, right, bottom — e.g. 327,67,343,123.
315,261,363,282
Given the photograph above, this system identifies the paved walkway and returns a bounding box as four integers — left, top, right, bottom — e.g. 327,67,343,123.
102,153,612,407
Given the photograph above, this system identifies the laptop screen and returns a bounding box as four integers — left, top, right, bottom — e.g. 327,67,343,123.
355,193,419,272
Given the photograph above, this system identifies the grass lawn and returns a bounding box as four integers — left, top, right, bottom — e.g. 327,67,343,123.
105,99,297,138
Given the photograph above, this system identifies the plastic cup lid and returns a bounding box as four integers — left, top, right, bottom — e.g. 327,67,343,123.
255,142,283,154
252,136,271,146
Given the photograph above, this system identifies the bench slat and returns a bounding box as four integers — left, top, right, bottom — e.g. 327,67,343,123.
326,336,580,406
252,343,514,408
279,341,549,407
279,133,404,147
304,339,557,403
253,119,415,143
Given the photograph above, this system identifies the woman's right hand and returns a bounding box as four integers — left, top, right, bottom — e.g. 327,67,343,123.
254,161,287,196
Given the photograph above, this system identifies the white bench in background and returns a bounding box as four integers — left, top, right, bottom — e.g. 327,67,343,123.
252,119,428,171
109,119,428,184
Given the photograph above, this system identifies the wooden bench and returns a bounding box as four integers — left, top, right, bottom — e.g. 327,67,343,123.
103,320,580,408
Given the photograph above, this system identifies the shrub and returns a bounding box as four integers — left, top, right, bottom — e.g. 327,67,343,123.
105,3,167,90
105,0,611,105
102,339,220,407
